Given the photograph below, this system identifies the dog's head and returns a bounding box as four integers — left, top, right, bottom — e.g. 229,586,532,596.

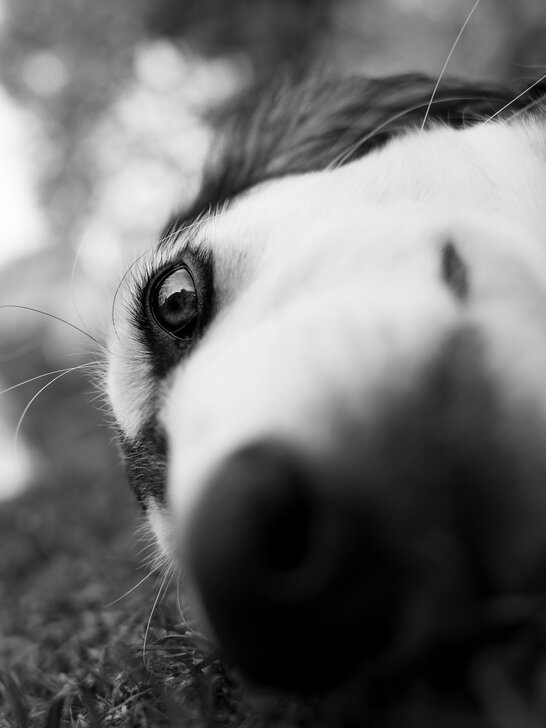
107,72,546,691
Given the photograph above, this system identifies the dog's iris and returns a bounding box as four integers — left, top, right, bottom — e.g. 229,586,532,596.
151,265,198,338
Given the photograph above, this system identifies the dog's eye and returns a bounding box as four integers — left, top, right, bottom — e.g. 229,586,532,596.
150,265,198,339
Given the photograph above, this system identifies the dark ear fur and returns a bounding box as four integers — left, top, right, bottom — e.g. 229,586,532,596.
165,70,546,232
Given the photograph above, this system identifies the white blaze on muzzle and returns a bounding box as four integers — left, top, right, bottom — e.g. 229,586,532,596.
156,209,546,689
161,210,546,591
163,214,458,528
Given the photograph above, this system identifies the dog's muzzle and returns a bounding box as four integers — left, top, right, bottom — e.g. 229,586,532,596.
179,327,546,692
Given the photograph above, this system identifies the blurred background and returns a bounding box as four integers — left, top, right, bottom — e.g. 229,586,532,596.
0,0,545,722
0,0,545,498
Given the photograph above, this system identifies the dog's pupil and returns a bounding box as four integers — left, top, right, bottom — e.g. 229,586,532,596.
156,267,197,330
161,288,196,325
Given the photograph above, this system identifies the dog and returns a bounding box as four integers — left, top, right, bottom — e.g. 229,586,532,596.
107,70,546,693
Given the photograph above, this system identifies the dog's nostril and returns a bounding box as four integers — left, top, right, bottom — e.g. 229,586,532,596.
186,440,315,600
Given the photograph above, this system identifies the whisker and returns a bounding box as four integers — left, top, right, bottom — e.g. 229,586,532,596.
134,540,161,561
176,575,184,619
14,363,93,467
419,0,482,134
0,305,100,345
176,574,198,637
70,222,99,334
480,72,546,126
331,95,487,169
142,567,174,665
104,571,154,608
0,363,96,398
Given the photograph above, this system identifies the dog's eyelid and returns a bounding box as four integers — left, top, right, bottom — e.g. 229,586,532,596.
441,241,469,300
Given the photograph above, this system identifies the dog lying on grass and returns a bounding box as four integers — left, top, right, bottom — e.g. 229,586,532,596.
107,69,546,696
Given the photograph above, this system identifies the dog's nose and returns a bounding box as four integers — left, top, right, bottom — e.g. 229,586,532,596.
185,441,403,691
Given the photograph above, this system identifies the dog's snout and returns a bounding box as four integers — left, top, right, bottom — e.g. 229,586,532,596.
187,441,314,594
185,440,403,691
172,316,546,693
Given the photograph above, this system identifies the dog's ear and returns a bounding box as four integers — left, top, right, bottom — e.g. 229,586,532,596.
162,70,546,238
188,71,529,211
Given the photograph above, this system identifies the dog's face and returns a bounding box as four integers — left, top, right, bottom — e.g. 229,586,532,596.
107,74,546,690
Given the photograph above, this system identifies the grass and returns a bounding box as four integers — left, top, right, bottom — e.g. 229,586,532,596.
0,425,257,728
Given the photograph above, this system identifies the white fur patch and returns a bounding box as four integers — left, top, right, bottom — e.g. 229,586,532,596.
107,325,155,441
109,116,546,568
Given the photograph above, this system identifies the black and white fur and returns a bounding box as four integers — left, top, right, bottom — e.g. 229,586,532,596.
107,71,546,691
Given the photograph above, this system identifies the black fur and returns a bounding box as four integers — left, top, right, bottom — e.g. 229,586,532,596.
120,422,168,508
